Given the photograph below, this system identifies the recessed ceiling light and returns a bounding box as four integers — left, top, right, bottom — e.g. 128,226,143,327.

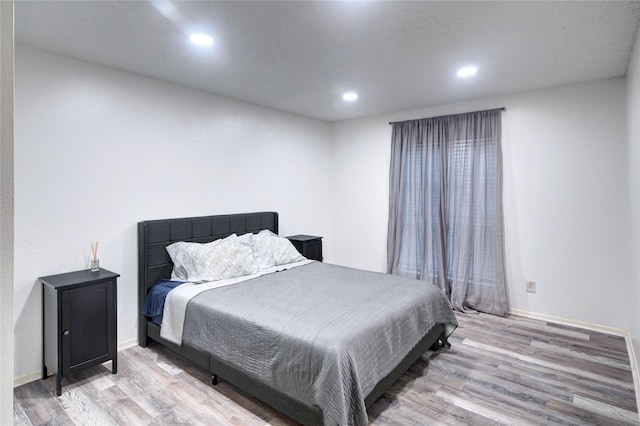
342,92,358,102
189,33,213,46
457,66,478,78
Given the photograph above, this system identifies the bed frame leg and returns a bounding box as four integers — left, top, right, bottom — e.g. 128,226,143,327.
440,335,451,348
211,374,218,385
430,335,451,351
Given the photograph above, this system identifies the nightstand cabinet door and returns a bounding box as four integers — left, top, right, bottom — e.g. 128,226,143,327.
61,280,116,376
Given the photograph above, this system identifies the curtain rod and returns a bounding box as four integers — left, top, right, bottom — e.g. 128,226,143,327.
388,107,506,125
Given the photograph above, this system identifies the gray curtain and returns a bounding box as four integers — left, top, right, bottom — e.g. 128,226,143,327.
387,108,508,316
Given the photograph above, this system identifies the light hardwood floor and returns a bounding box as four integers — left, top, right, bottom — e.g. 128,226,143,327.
14,313,639,425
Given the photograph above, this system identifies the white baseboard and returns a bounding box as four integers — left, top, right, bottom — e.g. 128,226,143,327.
13,370,42,388
13,337,139,388
626,337,640,422
510,308,640,421
118,337,138,352
509,308,629,336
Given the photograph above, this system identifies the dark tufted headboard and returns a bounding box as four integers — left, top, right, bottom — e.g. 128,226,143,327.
137,211,278,345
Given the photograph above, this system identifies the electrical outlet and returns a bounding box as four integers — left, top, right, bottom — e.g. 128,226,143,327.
526,280,536,293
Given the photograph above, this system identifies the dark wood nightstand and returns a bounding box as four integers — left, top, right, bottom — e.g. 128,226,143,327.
40,268,119,396
287,235,323,262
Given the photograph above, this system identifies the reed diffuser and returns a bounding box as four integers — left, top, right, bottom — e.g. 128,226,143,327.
90,241,100,272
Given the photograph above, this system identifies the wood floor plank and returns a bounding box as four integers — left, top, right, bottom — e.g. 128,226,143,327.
572,395,639,425
461,338,635,390
425,359,590,425
451,336,636,411
529,339,632,371
14,313,639,425
434,388,540,426
13,380,74,426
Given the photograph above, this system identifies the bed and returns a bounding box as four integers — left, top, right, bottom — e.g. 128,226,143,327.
138,211,457,425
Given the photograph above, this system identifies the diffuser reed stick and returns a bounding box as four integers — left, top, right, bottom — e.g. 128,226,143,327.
90,241,99,271
91,241,99,260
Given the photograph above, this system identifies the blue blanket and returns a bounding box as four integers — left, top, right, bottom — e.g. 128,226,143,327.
142,279,185,325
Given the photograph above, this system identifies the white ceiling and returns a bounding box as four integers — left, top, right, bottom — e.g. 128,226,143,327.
15,1,640,122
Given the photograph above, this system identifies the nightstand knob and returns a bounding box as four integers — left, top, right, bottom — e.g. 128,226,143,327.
63,330,70,336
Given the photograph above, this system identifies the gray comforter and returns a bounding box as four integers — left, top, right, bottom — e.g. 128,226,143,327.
182,262,457,425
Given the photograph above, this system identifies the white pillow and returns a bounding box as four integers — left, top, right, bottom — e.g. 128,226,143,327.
191,239,258,282
237,232,254,246
166,234,258,282
252,229,305,269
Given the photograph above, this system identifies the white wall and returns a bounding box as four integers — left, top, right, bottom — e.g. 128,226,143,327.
332,78,634,333
0,1,14,423
627,27,640,368
13,45,333,380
